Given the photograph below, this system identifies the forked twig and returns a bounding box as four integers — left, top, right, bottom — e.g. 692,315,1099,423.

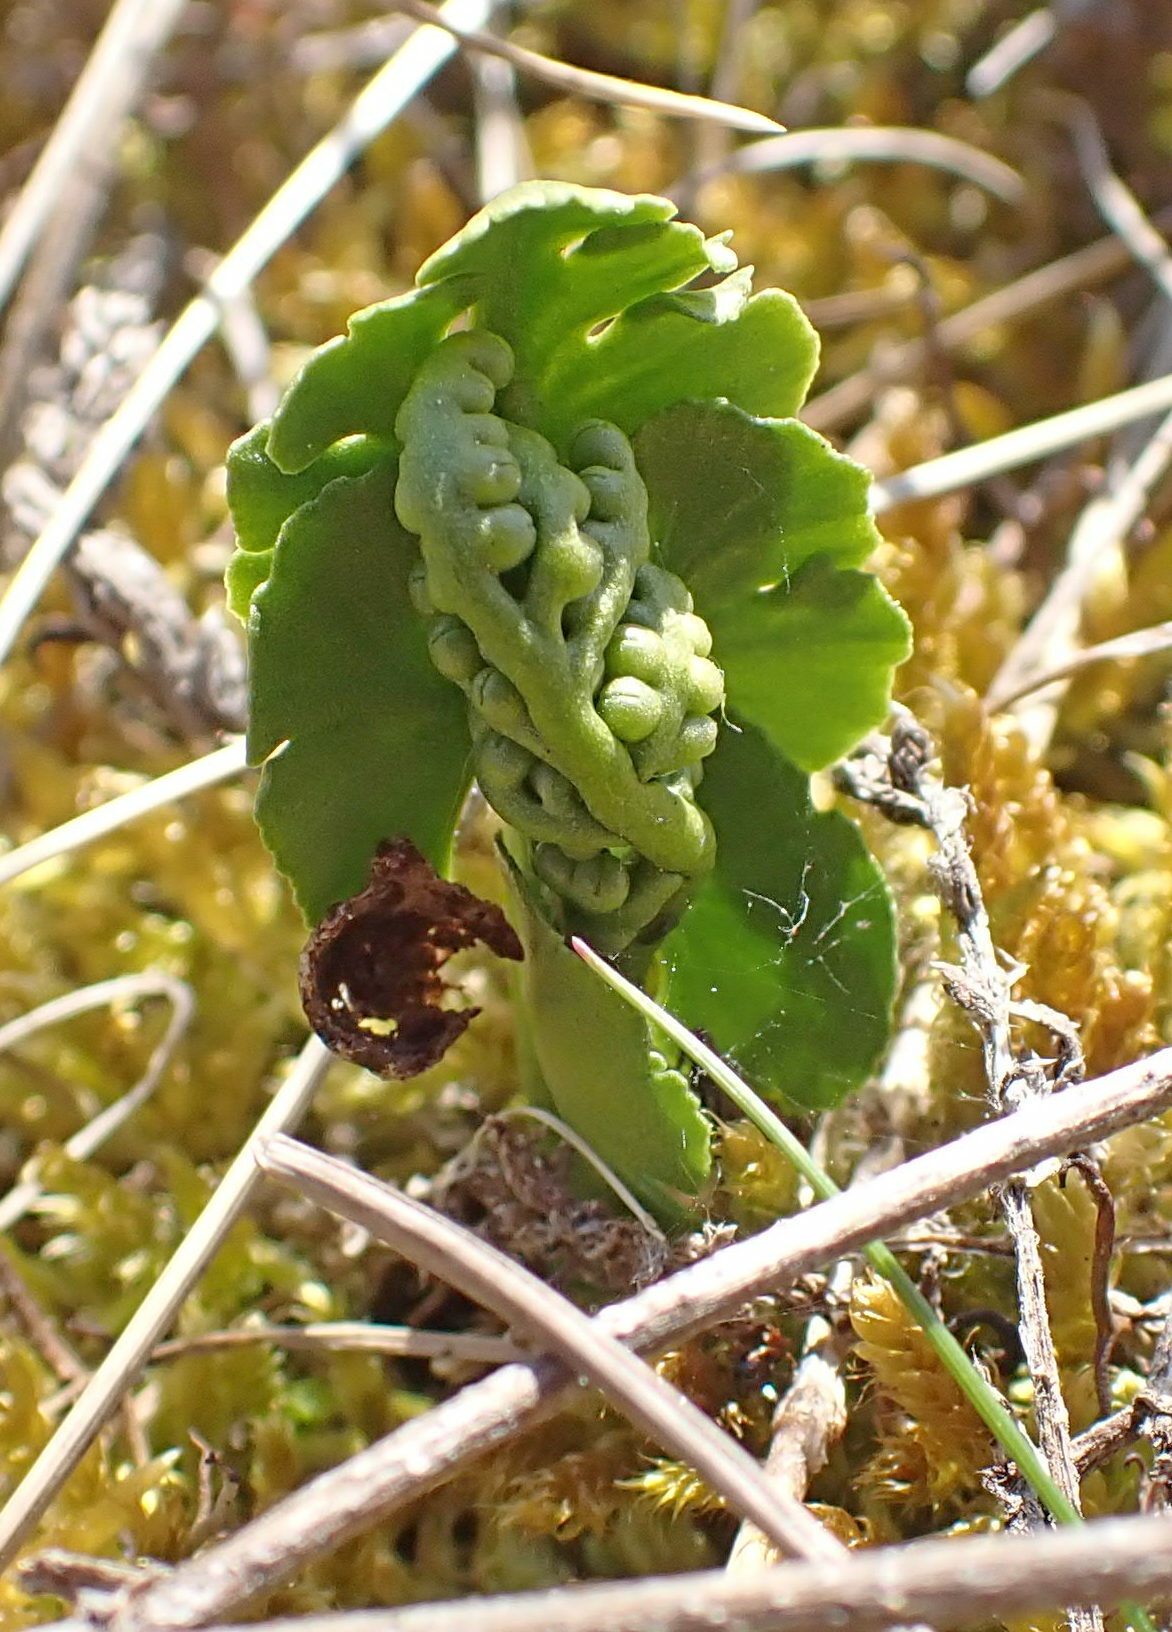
257,1134,842,1563
93,1043,1172,1630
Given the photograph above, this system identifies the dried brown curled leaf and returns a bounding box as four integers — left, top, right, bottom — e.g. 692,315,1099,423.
299,838,522,1078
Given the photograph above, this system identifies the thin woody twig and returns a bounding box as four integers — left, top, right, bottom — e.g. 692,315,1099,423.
680,0,756,187
1000,1183,1086,1527
0,164,112,464
989,618,1172,711
804,209,1172,435
0,1248,86,1385
1066,1339,1172,1484
984,105,1172,750
894,1226,1013,1256
1136,1308,1172,1511
1061,1154,1118,1417
0,0,188,318
727,1137,907,1574
471,53,530,206
18,1550,163,1605
389,0,784,135
1064,97,1172,309
0,738,249,891
97,1043,1172,1632
148,1323,522,1367
185,250,280,426
867,369,1172,515
725,1262,851,1573
694,125,1025,206
1073,1406,1135,1477
984,405,1172,749
40,1509,1172,1632
185,1432,244,1555
257,1134,842,1564
837,712,1099,1626
38,1324,524,1423
967,7,1056,97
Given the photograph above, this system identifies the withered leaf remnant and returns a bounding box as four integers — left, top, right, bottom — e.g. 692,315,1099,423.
299,838,522,1078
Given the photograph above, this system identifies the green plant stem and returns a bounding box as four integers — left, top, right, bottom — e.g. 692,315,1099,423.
571,937,1157,1632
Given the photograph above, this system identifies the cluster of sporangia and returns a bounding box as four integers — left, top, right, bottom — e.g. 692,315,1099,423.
394,329,724,956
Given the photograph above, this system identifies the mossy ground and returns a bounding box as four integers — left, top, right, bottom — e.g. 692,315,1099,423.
3,2,1172,1626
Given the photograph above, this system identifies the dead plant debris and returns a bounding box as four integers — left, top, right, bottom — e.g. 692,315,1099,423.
299,838,522,1079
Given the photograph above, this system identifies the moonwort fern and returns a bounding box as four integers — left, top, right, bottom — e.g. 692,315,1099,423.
226,182,910,1224
396,331,718,961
